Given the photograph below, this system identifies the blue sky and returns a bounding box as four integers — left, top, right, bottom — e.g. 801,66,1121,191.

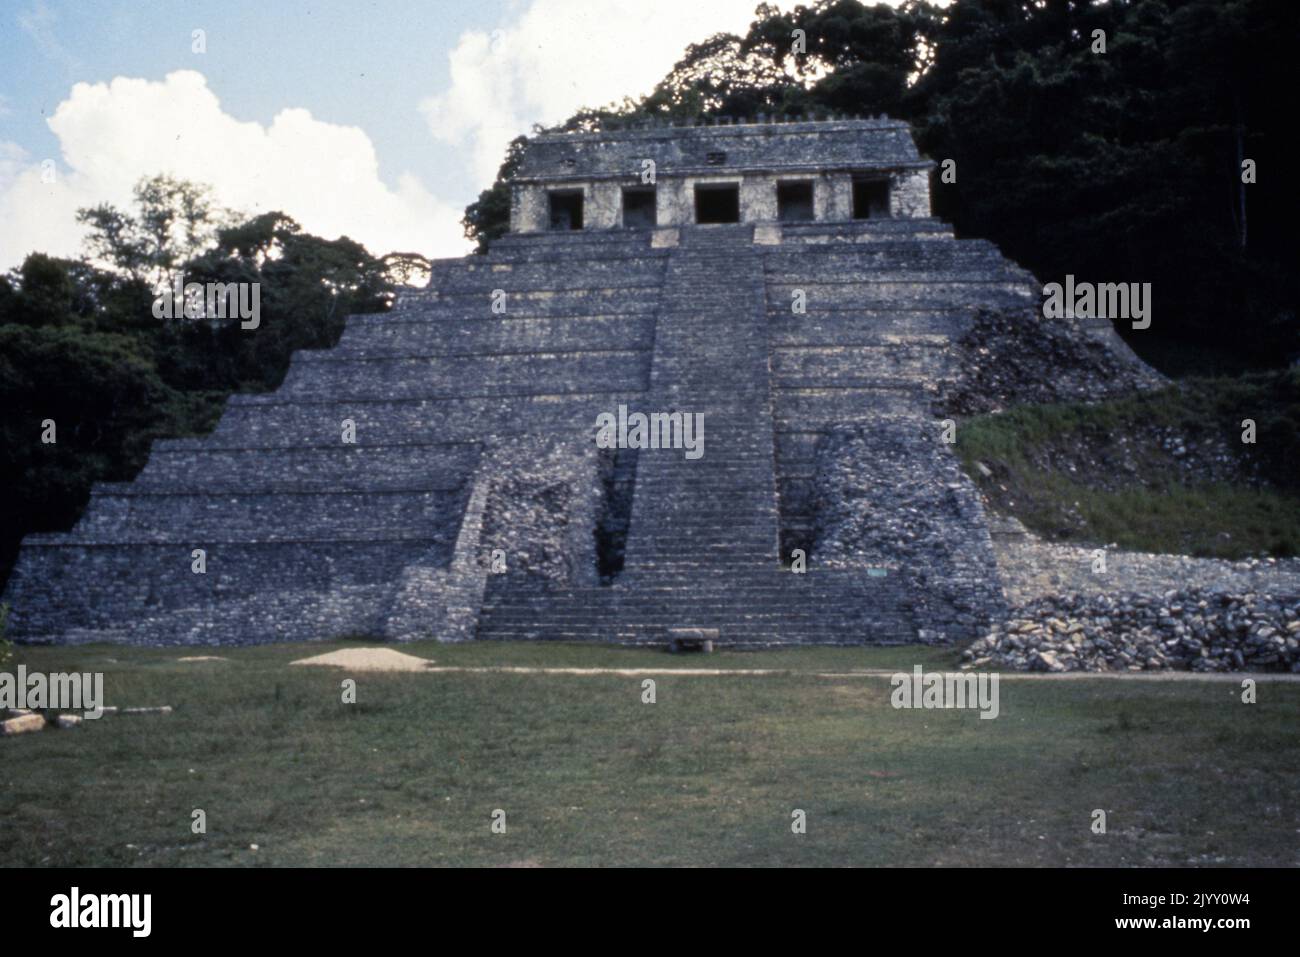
0,0,790,267
0,0,494,199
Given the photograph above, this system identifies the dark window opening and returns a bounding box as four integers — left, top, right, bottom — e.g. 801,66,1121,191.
777,181,815,222
548,191,584,230
622,187,656,228
695,185,740,224
705,151,727,166
852,179,890,219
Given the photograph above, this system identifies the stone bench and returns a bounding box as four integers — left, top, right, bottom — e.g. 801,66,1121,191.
666,627,719,653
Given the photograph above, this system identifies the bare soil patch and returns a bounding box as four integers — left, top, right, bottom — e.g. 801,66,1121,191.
290,648,435,672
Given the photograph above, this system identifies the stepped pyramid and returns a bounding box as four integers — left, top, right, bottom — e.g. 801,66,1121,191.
6,118,1059,647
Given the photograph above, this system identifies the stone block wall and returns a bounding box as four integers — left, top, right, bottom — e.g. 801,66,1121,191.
510,183,549,233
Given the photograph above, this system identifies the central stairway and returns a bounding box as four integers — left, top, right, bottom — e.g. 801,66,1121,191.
621,224,781,576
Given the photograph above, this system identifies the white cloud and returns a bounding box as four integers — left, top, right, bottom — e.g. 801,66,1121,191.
420,0,790,184
2,1,810,272
0,141,28,181
0,70,467,272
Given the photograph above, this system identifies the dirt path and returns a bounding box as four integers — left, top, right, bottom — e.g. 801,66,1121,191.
417,664,1300,681
287,647,1298,680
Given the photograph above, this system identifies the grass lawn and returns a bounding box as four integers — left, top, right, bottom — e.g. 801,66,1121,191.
2,640,1297,867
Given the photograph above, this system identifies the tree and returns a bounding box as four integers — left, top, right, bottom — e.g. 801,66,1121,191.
381,251,433,288
77,174,223,286
462,135,529,253
0,322,183,584
9,254,77,328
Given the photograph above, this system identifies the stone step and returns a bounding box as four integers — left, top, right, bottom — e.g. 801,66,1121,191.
762,236,999,260
436,270,666,295
480,248,666,266
491,230,654,249
206,392,646,448
481,602,910,620
333,314,654,358
68,487,469,542
3,541,435,642
764,260,1025,281
275,351,649,401
409,288,662,319
765,281,1035,310
775,219,953,243
125,442,482,494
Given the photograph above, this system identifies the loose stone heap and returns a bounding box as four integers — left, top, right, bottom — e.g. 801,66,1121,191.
962,588,1300,672
810,421,1004,641
937,305,1164,416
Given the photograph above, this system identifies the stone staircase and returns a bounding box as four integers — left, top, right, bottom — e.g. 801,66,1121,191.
622,224,780,575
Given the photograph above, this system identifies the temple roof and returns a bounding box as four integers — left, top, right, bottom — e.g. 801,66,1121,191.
512,117,930,183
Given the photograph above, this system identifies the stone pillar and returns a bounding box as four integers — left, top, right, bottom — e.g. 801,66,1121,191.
890,169,931,218
658,178,691,226
825,173,853,221
740,174,776,223
587,181,621,229
510,183,548,233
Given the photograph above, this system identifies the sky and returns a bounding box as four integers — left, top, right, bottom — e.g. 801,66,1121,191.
0,0,806,271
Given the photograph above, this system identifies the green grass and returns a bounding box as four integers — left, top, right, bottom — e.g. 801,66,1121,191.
970,471,1300,557
957,370,1300,557
3,640,1297,867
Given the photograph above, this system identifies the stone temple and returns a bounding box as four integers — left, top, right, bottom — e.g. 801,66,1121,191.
3,117,1132,647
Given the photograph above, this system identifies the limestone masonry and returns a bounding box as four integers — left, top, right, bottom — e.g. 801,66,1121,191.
3,118,1153,648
